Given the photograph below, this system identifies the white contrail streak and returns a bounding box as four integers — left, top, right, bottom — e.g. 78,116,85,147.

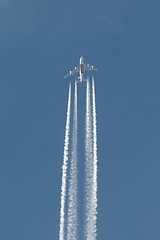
59,83,72,240
85,79,94,239
59,77,98,239
67,81,78,240
91,76,98,239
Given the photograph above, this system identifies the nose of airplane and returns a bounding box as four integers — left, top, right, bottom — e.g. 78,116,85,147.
80,56,83,64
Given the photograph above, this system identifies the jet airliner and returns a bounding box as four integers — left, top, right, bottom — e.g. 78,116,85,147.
64,56,98,82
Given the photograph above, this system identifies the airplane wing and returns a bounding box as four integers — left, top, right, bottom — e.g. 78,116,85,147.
85,64,98,71
64,65,80,78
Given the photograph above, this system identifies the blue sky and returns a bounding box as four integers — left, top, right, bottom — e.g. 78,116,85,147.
0,0,160,239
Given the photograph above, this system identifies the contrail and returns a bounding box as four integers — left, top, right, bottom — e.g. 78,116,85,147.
67,81,78,240
59,83,72,240
91,76,98,239
59,76,98,239
85,78,94,239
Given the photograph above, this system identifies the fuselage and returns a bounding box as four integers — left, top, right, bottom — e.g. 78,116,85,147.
79,56,84,82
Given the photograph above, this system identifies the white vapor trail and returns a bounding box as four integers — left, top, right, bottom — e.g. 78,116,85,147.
91,76,98,239
59,83,72,240
85,79,94,239
67,81,78,240
59,77,98,239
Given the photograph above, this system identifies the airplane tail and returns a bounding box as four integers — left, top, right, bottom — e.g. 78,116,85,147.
76,77,87,83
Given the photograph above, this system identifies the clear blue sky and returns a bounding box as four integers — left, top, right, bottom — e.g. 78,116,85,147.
0,0,160,239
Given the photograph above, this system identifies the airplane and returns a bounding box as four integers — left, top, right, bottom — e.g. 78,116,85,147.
64,56,98,82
